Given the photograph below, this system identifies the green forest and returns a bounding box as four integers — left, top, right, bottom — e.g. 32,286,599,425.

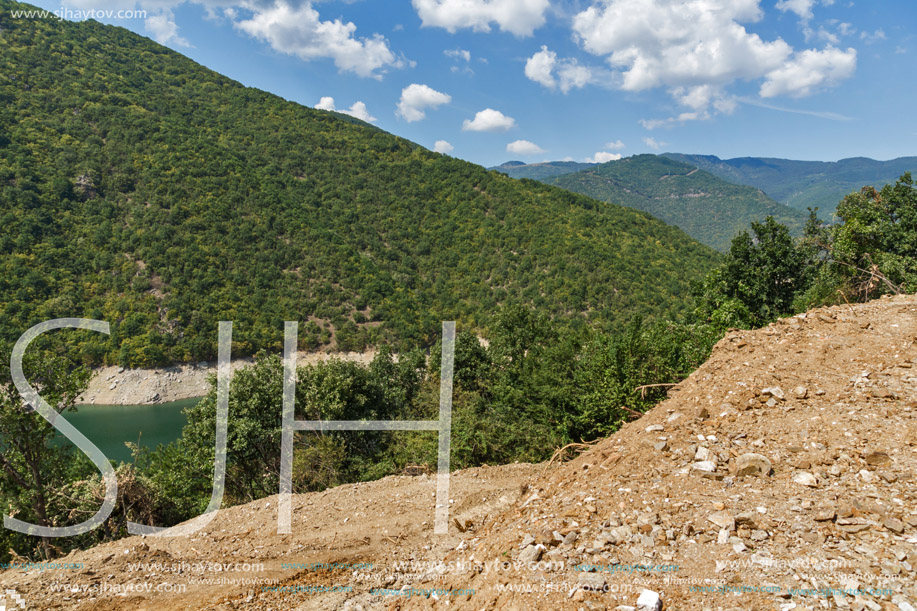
0,0,717,368
665,153,917,216
545,155,810,251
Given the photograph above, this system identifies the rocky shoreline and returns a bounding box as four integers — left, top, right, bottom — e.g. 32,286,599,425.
78,350,377,405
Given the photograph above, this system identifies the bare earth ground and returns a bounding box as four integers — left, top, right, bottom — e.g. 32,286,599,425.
3,295,916,611
78,351,377,405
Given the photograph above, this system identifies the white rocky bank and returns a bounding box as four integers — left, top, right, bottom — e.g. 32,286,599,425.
78,350,377,405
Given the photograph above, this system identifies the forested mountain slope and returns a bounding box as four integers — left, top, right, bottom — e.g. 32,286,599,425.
546,155,810,251
0,1,718,366
665,153,917,216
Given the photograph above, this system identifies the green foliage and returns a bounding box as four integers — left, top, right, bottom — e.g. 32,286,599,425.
0,2,718,367
665,153,917,217
696,173,917,326
546,155,809,251
694,217,814,327
0,347,93,561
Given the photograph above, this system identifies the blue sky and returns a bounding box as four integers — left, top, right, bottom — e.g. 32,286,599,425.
29,0,917,167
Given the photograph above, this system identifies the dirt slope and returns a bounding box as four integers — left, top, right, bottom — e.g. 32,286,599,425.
3,295,916,611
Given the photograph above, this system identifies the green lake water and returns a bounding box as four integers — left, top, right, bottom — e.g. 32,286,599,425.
57,397,201,463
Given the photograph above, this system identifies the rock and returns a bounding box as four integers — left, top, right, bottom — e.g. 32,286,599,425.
884,517,906,534
735,512,758,528
637,512,660,527
792,472,818,487
692,461,717,473
518,544,543,563
793,386,808,399
762,386,785,400
878,471,897,483
636,589,662,611
577,571,606,590
645,424,664,432
605,525,633,545
864,451,891,466
708,510,735,531
695,446,712,461
814,509,836,522
736,453,772,477
653,441,669,452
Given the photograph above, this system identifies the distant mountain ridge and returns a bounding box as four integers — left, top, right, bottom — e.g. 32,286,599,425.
491,160,595,181
494,155,809,251
663,153,917,216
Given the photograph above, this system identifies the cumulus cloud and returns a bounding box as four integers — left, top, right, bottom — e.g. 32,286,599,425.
444,48,471,62
462,108,516,132
586,151,622,163
571,0,857,120
759,46,856,98
396,84,452,122
775,0,834,21
146,13,190,47
314,97,377,122
524,45,598,93
235,2,402,79
643,137,668,150
605,140,625,150
412,0,550,36
506,140,545,155
433,140,454,154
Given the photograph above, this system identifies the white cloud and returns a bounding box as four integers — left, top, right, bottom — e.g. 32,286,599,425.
643,137,668,150
524,45,598,93
342,101,376,122
315,96,336,111
146,13,190,47
444,48,471,62
586,151,622,163
776,0,816,20
760,46,856,98
860,28,886,44
605,139,625,150
737,96,852,121
412,0,550,36
506,140,545,155
571,0,857,116
462,108,516,132
235,2,402,79
314,97,377,122
433,140,454,154
776,0,834,21
396,84,452,122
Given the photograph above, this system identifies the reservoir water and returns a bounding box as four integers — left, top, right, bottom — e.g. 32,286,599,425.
58,398,201,463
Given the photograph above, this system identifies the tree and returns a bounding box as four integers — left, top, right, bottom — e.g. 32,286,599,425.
697,216,811,327
0,348,90,559
829,173,917,298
